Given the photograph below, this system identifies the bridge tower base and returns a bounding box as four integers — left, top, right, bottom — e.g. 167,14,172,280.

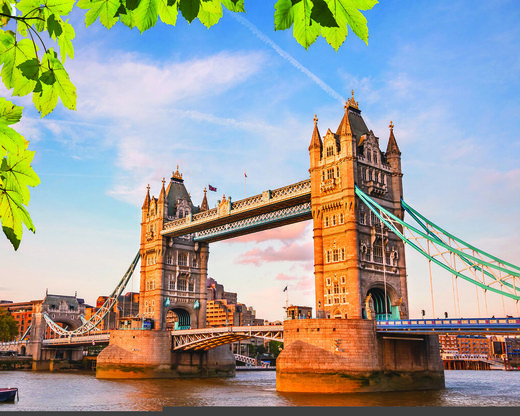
95,330,235,379
276,319,445,393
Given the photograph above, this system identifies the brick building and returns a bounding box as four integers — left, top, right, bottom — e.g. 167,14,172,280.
438,334,491,356
285,305,312,320
0,300,40,341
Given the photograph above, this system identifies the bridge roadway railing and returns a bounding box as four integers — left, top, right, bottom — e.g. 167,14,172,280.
171,325,284,351
234,353,257,365
376,317,520,334
41,332,110,346
161,179,311,239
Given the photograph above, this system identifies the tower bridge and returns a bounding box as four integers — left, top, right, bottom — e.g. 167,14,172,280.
7,91,520,392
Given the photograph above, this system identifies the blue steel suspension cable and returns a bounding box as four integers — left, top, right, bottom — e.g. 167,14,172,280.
354,186,520,301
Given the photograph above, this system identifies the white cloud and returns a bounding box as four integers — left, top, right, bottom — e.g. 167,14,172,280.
69,50,267,122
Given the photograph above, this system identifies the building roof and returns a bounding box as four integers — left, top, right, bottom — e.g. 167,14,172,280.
386,121,401,155
165,166,199,217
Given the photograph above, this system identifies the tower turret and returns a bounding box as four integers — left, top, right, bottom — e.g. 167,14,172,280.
385,121,404,220
200,188,209,212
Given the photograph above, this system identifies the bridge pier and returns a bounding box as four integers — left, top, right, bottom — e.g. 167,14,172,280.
95,330,235,379
276,319,445,393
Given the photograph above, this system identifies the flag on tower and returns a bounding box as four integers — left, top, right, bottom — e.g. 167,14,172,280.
244,171,247,178
208,185,217,192
283,286,288,292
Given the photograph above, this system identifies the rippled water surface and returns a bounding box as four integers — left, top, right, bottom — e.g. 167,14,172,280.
1,369,520,410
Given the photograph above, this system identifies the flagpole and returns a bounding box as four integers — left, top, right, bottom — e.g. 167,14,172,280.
244,171,247,198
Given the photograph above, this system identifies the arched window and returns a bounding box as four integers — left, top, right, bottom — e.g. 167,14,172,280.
178,252,188,266
177,276,187,291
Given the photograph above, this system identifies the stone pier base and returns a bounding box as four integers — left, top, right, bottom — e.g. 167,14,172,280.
95,330,235,379
276,319,445,393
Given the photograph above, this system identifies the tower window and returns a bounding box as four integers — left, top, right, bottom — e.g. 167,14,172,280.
336,166,340,177
332,215,336,226
327,146,334,157
178,252,188,266
325,216,329,227
327,168,334,179
339,213,344,224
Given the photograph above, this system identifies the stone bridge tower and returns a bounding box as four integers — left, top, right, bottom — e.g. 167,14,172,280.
309,92,409,321
139,167,209,330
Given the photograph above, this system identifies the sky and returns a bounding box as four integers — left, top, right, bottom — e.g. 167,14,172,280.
1,0,520,322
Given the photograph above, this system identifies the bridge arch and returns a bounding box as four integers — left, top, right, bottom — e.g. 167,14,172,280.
365,283,400,320
164,306,196,331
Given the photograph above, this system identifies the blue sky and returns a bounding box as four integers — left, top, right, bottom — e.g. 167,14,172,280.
1,1,520,321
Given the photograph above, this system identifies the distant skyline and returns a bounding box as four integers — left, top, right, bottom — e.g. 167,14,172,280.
1,1,520,322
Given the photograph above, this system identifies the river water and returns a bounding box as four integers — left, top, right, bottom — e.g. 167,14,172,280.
1,369,520,410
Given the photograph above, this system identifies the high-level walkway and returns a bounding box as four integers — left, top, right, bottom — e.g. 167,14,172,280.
161,180,311,242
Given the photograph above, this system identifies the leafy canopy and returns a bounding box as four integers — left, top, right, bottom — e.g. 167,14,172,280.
0,0,378,250
0,309,19,342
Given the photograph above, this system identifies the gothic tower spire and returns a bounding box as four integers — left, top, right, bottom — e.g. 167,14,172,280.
386,121,401,155
201,188,209,212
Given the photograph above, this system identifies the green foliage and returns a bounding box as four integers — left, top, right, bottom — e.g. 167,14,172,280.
268,340,283,358
0,0,377,250
0,309,18,342
275,0,378,50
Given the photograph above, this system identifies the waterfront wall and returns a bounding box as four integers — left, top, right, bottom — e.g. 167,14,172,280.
95,329,235,379
276,319,445,393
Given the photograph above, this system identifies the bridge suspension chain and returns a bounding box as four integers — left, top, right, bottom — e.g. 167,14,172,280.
43,251,141,337
355,186,520,302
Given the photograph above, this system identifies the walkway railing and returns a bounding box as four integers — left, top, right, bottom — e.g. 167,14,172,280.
161,179,311,238
377,317,520,334
42,332,110,346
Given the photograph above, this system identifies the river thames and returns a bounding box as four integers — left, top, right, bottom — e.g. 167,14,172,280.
1,369,520,410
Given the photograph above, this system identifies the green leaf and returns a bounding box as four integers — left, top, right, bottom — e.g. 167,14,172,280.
0,173,36,250
0,1,11,27
221,0,243,12
16,0,49,32
178,0,200,23
292,0,319,49
44,0,76,16
57,19,75,62
0,31,39,97
0,124,26,154
311,0,338,28
0,97,23,126
323,0,377,45
33,50,76,117
17,57,40,81
198,0,222,28
274,0,294,31
77,0,121,29
157,0,178,25
126,0,141,10
2,147,40,205
134,0,159,31
47,13,64,38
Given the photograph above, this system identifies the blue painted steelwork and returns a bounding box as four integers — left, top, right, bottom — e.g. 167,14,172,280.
376,317,520,334
193,202,311,242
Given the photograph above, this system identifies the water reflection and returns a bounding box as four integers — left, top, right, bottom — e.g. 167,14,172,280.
1,370,520,410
